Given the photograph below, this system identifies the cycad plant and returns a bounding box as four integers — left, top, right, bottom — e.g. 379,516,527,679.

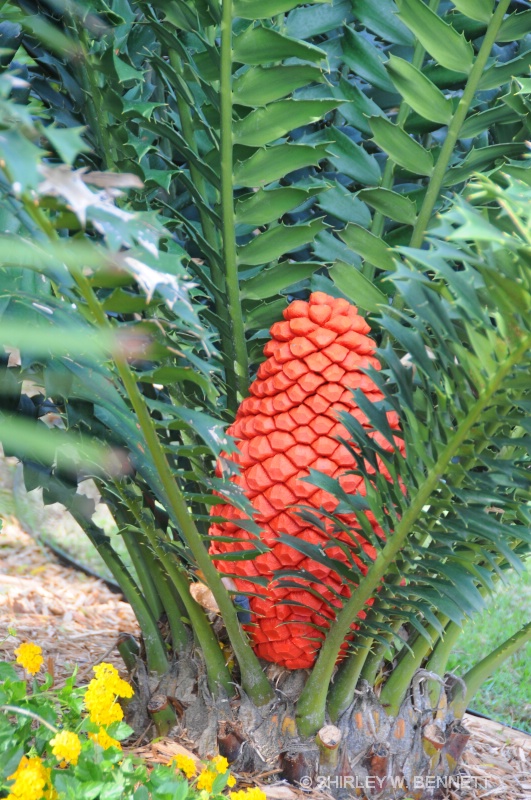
1,0,531,796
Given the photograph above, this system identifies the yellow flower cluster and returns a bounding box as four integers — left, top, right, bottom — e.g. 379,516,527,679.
50,731,82,766
230,789,266,800
88,727,122,751
194,755,236,793
84,662,133,727
169,753,196,779
212,755,229,774
196,770,216,793
7,756,55,800
14,643,43,676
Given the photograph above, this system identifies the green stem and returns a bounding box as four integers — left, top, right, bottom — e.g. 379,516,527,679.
328,596,406,720
137,538,191,653
141,527,232,694
73,273,273,704
115,488,222,665
116,498,190,653
378,616,447,716
327,638,373,722
459,621,531,716
220,0,249,405
81,520,169,676
360,616,405,685
425,619,464,679
295,334,531,736
409,0,512,248
121,528,164,620
0,706,59,734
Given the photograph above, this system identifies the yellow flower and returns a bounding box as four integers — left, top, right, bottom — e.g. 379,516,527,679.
227,775,236,788
92,663,134,698
212,755,229,774
50,730,82,766
7,756,53,800
169,753,196,779
88,728,122,751
84,663,133,727
230,789,267,800
196,769,216,793
14,643,43,675
84,680,123,726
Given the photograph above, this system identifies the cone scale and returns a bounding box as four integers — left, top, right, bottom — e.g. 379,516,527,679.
209,292,402,669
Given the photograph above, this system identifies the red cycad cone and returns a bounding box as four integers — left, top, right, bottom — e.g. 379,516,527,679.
209,292,403,669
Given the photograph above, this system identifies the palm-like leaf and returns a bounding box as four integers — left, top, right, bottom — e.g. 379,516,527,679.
290,175,531,731
5,0,531,401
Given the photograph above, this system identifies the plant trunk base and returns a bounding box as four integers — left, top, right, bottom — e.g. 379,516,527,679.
124,649,470,800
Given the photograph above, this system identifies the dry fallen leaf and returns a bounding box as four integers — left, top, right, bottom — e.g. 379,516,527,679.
190,582,219,615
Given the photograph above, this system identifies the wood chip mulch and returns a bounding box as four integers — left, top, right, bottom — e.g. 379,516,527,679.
0,517,139,685
0,515,529,799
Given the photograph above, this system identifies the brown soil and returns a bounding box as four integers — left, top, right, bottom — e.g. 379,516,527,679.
0,516,138,685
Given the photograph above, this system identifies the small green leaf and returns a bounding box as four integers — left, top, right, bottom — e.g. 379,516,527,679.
451,0,493,23
244,296,287,331
235,182,327,226
330,261,387,312
169,407,234,457
234,0,327,19
142,169,177,191
241,261,322,299
112,52,144,83
333,78,385,135
233,26,326,65
327,127,381,186
233,99,338,147
395,0,474,74
122,101,166,119
351,0,413,45
356,187,417,226
0,130,45,191
161,0,199,30
318,182,372,226
342,27,395,93
44,126,90,166
460,104,516,139
106,721,134,741
369,116,433,176
233,64,325,106
138,367,218,402
238,218,326,265
313,230,361,266
340,224,396,272
234,142,329,187
479,50,531,91
497,10,531,42
386,55,453,125
443,143,527,186
286,0,353,38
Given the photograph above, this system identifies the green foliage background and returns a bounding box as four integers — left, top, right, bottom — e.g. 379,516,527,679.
0,0,530,741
